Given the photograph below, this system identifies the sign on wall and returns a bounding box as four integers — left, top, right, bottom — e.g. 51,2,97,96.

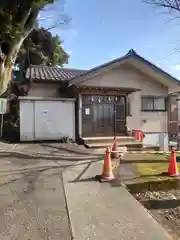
42,110,48,115
0,98,7,114
85,108,90,115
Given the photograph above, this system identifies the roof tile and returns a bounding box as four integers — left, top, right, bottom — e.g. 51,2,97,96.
26,65,86,82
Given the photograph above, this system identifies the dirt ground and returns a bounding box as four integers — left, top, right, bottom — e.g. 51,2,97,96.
134,190,180,240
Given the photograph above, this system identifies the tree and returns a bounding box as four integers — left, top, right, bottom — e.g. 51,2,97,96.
16,27,69,71
144,0,180,13
0,0,60,95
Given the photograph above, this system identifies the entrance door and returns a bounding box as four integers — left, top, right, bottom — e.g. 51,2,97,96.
93,103,114,136
82,95,126,137
115,97,126,135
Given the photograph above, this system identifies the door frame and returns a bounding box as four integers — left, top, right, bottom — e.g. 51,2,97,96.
80,93,127,138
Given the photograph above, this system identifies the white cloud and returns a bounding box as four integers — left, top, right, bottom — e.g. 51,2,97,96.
173,64,180,71
38,12,52,21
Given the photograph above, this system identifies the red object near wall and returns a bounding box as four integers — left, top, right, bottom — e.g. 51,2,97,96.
132,129,145,142
138,131,145,142
168,149,179,176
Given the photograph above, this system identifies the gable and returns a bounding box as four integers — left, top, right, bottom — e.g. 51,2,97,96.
79,64,168,95
69,49,180,94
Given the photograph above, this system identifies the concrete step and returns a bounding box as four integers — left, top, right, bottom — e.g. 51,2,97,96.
83,136,134,141
82,136,159,153
85,142,143,149
83,136,136,144
90,145,160,154
83,136,141,149
128,146,160,152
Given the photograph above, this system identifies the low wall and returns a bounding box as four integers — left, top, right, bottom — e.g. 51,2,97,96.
143,132,169,152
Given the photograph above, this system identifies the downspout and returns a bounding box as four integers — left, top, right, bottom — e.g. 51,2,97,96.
168,91,180,150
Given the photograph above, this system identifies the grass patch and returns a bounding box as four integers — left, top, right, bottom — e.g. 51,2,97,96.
126,157,180,193
136,162,169,176
136,162,180,177
122,153,180,193
128,162,180,193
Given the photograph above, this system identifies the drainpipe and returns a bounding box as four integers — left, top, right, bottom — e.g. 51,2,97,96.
176,93,180,150
113,104,116,137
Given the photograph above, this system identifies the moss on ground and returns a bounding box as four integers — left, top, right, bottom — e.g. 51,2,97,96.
123,153,180,193
135,162,180,176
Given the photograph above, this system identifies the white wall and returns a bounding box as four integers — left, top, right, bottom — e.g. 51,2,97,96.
19,98,75,141
79,64,169,133
143,133,169,152
28,83,59,97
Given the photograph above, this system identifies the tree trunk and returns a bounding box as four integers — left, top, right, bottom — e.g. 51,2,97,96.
0,37,25,96
0,61,12,96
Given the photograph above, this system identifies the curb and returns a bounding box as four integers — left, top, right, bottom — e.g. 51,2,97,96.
61,159,99,240
127,151,180,154
61,173,76,240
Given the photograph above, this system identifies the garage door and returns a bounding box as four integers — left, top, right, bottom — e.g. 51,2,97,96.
34,100,75,140
20,98,75,141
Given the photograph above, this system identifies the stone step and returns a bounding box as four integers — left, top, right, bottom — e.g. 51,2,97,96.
85,141,142,149
90,145,160,154
128,146,160,152
83,136,136,144
83,136,141,149
83,136,134,141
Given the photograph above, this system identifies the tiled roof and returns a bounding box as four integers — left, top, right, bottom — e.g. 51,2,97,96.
26,65,87,82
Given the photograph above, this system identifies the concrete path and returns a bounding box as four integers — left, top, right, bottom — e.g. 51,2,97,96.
63,160,172,240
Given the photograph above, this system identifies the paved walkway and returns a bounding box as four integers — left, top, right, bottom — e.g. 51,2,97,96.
0,142,173,239
63,160,172,240
0,142,101,240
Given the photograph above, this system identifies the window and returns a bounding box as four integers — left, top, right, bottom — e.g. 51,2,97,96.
141,96,166,111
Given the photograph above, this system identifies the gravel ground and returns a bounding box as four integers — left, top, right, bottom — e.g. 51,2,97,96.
134,189,180,240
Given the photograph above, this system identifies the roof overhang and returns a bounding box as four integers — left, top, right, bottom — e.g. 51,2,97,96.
75,85,141,94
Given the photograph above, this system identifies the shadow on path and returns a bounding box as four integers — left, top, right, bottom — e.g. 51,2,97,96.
41,143,103,157
0,151,102,164
69,176,97,183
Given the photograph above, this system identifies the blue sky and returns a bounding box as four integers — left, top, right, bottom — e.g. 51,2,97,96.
40,0,180,79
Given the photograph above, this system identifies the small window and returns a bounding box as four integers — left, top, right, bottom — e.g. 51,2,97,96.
141,96,166,111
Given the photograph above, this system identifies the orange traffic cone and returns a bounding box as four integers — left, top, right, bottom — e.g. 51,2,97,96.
168,149,179,176
100,147,115,181
111,136,118,159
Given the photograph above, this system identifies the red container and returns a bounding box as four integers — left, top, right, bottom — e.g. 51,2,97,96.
132,129,145,142
139,131,145,142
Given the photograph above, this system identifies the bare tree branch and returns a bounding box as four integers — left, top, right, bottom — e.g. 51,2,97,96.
45,16,70,31
144,0,180,12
